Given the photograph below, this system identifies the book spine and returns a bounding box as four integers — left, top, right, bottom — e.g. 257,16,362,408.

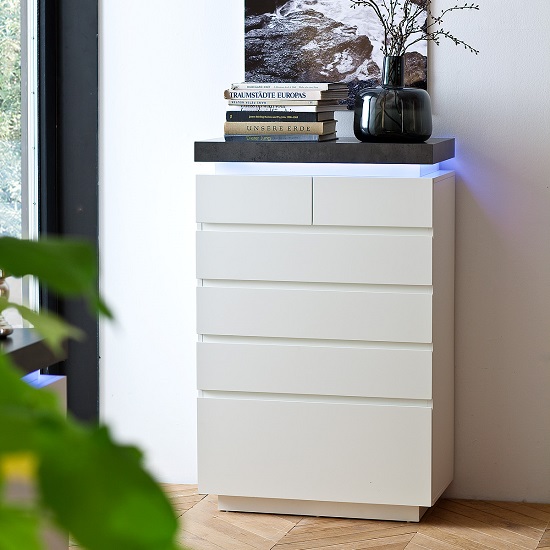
224,134,326,142
224,121,331,135
230,82,331,91
226,105,328,112
226,111,321,122
225,89,325,100
227,99,327,106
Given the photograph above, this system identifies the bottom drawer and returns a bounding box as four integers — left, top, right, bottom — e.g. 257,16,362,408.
198,397,433,507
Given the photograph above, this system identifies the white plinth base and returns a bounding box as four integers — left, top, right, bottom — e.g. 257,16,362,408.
217,495,429,522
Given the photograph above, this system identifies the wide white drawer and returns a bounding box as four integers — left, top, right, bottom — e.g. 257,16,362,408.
313,177,433,228
197,287,432,343
197,342,432,399
198,397,433,506
196,175,312,225
197,231,432,285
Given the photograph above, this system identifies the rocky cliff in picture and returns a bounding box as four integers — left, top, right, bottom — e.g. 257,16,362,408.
245,0,428,107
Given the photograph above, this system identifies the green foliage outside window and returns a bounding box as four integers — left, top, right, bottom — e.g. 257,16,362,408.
0,0,22,238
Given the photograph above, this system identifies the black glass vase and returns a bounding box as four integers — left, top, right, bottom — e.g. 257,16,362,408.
354,56,432,143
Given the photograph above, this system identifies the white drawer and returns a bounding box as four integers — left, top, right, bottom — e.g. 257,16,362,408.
198,397,433,506
196,175,312,225
197,287,432,343
197,231,432,285
197,342,432,399
313,177,433,228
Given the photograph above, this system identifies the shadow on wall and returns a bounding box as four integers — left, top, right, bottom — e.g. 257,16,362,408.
443,138,550,502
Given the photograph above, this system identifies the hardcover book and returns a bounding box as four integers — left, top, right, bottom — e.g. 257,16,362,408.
224,120,337,135
227,99,348,109
226,111,335,122
226,104,338,113
230,82,347,91
224,133,337,142
224,89,348,101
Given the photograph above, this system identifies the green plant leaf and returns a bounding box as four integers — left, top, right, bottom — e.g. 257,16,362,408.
0,298,83,356
0,237,113,318
0,354,59,413
0,353,64,453
0,506,42,550
38,425,179,550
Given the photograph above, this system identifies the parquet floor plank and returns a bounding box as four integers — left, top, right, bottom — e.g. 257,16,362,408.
273,533,414,550
525,504,550,515
406,532,463,550
456,501,547,531
217,511,302,543
281,519,411,544
440,500,543,541
488,502,550,524
182,513,275,550
417,524,495,550
537,529,550,549
429,507,539,549
178,530,227,550
291,517,409,532
273,525,418,550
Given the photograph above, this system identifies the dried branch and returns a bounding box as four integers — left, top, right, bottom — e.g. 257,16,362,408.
350,0,479,56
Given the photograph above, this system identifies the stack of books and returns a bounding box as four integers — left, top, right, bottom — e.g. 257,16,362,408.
223,82,348,142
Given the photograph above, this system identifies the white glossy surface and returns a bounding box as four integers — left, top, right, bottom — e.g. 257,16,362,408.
313,177,435,228
197,231,433,285
198,397,433,506
196,175,312,225
197,286,433,343
197,341,433,399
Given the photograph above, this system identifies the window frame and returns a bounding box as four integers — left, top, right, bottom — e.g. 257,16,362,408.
39,0,99,423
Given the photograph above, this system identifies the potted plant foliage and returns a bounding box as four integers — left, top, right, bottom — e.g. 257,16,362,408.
0,237,181,550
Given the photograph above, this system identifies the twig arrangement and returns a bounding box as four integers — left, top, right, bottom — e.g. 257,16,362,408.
350,0,479,56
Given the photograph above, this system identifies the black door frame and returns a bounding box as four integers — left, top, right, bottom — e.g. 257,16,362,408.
39,0,99,423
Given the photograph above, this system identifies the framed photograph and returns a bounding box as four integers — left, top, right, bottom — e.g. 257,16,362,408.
245,0,427,106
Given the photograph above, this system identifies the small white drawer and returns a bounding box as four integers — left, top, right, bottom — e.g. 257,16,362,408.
197,287,432,343
197,342,432,399
313,177,433,228
196,175,312,225
198,397,433,506
197,231,433,285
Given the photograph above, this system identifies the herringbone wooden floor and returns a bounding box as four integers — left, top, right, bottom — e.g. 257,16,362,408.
162,485,550,550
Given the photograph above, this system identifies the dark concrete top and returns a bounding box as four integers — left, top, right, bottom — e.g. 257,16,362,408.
0,328,66,375
195,137,455,165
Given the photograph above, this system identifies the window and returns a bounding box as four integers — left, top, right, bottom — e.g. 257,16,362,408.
0,0,39,323
2,0,99,420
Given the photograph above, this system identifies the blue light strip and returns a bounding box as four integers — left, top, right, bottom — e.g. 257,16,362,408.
214,162,441,178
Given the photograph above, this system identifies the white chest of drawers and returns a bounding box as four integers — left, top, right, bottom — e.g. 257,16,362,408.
196,161,455,522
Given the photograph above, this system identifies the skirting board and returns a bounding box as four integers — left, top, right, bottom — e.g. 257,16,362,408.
217,495,429,522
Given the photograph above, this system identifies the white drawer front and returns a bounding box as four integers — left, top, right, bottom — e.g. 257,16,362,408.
197,287,432,343
198,397,432,506
196,175,312,225
314,177,433,228
197,231,432,285
197,342,432,399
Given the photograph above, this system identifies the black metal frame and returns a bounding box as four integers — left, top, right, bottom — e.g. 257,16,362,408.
38,0,99,422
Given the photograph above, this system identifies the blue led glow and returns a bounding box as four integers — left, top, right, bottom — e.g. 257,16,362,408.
214,162,440,178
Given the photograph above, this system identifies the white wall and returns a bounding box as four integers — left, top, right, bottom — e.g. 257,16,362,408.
99,1,243,482
433,0,550,502
100,0,550,501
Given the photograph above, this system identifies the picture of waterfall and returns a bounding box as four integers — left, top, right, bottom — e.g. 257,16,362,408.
245,0,427,105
